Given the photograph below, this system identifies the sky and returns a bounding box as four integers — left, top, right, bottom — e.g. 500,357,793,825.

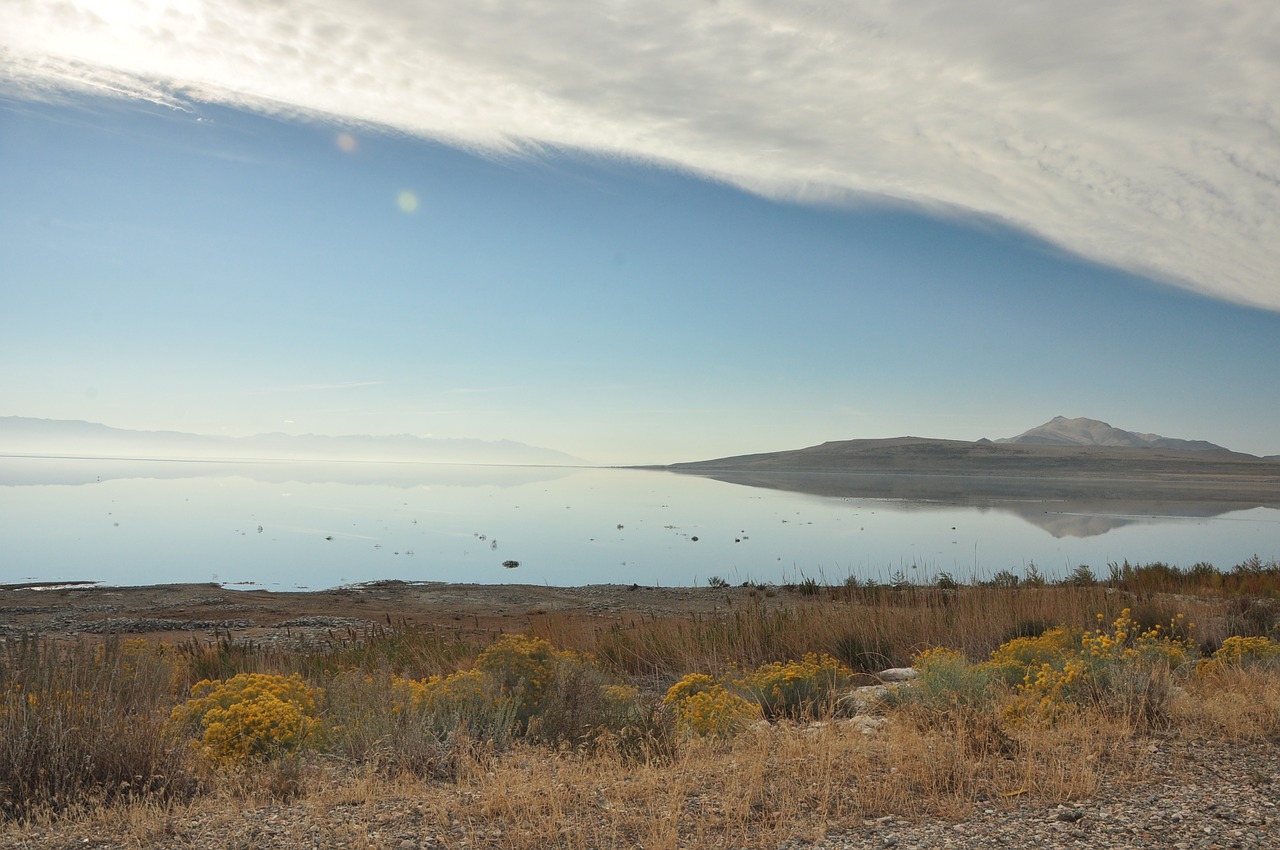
2,1,1279,464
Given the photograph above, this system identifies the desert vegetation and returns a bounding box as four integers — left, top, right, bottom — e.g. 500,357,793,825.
2,558,1280,848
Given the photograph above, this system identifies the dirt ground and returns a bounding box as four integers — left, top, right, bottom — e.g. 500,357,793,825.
0,580,766,647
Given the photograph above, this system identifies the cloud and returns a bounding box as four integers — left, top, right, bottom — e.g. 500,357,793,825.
436,387,517,396
3,0,1278,310
255,381,387,394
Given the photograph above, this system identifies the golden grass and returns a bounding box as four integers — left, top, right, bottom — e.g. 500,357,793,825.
3,584,1278,849
572,585,1240,678
1,708,1167,850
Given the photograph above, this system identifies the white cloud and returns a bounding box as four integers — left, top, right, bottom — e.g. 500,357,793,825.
254,381,386,394
3,0,1277,310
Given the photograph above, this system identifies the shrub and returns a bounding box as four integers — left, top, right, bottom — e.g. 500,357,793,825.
990,570,1020,588
474,634,559,727
999,608,1193,728
663,672,716,705
985,627,1082,686
325,669,516,778
526,653,622,744
895,647,1010,757
734,652,852,719
1196,636,1280,676
663,677,759,738
330,633,664,758
171,673,324,764
905,647,997,713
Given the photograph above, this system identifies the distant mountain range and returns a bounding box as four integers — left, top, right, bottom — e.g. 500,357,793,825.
661,416,1280,507
0,417,584,466
995,416,1233,453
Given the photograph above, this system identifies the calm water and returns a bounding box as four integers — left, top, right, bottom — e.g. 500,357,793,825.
1,457,1277,590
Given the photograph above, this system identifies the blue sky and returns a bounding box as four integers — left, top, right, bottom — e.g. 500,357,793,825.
2,2,1279,463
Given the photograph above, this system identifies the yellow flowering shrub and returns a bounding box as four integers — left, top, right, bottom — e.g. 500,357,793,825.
999,608,1193,724
474,634,559,724
663,654,850,734
985,627,1082,685
369,637,643,748
387,670,492,715
1197,635,1280,676
1081,609,1192,666
604,683,640,707
171,673,325,763
419,670,494,714
388,674,429,712
1004,659,1088,723
734,652,852,718
663,672,716,705
664,679,759,737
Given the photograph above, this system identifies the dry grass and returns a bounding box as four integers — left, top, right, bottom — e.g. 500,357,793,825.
579,585,1239,679
0,709,1166,850
1174,666,1280,740
2,584,1278,848
0,636,198,820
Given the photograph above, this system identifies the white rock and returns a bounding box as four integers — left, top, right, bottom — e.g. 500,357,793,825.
877,667,920,682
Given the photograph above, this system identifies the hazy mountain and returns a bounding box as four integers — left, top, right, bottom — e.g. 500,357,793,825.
661,424,1279,507
0,417,585,466
997,416,1231,453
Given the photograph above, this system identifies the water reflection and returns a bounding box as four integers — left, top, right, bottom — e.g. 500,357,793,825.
0,456,576,488
672,469,1280,539
1,457,1276,589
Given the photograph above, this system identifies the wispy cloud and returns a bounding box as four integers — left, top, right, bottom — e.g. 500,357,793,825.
254,381,387,394
4,1,1277,310
436,387,517,396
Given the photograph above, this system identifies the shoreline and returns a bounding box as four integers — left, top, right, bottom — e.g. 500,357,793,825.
0,579,769,645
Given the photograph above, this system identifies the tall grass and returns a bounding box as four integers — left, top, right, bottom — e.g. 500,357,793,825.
0,636,197,819
591,585,1129,678
2,579,1278,842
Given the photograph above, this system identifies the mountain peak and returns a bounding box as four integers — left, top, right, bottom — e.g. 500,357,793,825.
998,417,1231,454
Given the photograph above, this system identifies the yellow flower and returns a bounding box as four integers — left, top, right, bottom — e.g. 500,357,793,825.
170,673,325,763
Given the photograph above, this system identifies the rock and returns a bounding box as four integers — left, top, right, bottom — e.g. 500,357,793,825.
877,667,919,682
838,683,901,715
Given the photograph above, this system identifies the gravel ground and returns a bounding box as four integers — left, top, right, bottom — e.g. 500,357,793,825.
805,738,1279,850
3,737,1275,849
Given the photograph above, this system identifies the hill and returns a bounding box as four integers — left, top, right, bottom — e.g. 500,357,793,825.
662,431,1280,506
0,417,584,466
996,416,1232,453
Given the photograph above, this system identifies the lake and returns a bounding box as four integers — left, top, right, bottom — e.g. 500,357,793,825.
1,456,1277,590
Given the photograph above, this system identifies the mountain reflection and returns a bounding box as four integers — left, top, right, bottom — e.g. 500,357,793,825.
671,469,1277,539
0,457,576,489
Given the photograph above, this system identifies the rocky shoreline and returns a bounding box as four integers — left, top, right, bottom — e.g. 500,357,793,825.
0,580,770,646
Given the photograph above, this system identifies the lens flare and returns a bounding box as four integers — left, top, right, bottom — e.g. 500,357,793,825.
335,133,357,153
396,190,419,213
